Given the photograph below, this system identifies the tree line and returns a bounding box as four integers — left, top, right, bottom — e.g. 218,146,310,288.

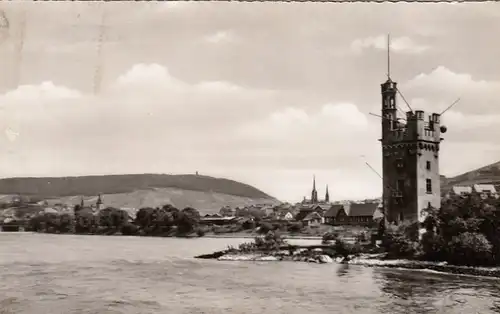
27,204,204,237
381,194,500,267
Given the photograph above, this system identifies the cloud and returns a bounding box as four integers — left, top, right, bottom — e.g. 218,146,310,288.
195,81,242,92
402,66,500,115
351,35,429,54
406,66,497,95
236,103,378,168
238,103,370,141
0,66,384,201
2,81,81,103
204,30,235,44
0,63,282,175
114,63,186,90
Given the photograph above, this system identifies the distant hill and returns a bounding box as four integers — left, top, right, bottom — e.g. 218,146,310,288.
0,174,279,214
441,161,500,192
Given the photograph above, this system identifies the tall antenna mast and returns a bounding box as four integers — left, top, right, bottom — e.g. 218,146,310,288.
93,6,107,95
13,10,26,88
387,33,391,80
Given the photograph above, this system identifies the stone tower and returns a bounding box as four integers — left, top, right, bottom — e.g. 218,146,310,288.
311,175,318,204
380,37,443,227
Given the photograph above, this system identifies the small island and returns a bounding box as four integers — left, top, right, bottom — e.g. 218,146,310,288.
196,194,500,279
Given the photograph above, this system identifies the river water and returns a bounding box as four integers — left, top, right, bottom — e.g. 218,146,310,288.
0,233,499,314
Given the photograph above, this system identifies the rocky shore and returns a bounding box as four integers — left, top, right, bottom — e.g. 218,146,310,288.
195,248,500,278
348,256,500,278
195,246,346,264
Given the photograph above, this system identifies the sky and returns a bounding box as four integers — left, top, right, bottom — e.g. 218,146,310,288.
0,2,499,203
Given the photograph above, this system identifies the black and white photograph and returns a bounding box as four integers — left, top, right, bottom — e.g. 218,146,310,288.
0,1,499,313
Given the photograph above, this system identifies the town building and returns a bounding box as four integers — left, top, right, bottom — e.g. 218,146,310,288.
302,212,323,227
347,203,379,226
445,184,499,199
473,184,499,199
447,185,473,197
323,205,344,225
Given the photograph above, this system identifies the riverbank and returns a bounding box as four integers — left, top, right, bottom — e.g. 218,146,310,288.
196,238,500,279
347,256,500,278
203,233,322,240
202,251,500,278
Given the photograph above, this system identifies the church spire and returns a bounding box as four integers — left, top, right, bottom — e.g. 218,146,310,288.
325,184,330,203
96,194,103,210
311,175,318,203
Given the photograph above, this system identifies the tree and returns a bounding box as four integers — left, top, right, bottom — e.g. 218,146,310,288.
110,209,129,229
135,207,155,230
448,232,493,266
322,232,339,244
420,194,500,266
288,222,302,233
176,207,200,235
58,213,75,233
382,222,418,259
257,222,274,234
75,209,97,234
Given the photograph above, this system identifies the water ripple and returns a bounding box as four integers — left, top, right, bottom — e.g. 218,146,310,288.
0,233,498,314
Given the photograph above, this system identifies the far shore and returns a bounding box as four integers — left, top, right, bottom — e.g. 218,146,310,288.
202,233,322,240
0,230,323,241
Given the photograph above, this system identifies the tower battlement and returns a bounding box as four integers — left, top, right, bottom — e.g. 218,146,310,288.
384,110,442,144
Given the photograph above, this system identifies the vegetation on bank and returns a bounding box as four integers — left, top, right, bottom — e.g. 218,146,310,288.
199,195,500,270
27,205,205,237
380,195,500,267
19,194,500,268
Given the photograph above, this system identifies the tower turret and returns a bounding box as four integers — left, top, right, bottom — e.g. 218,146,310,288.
381,35,399,139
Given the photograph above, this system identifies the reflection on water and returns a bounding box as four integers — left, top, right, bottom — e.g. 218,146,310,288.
0,233,499,314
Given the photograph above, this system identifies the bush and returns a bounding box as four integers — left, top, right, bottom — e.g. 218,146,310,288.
420,231,446,261
241,220,256,230
121,223,139,236
333,238,360,258
258,222,274,234
382,223,418,259
288,222,302,233
196,228,206,237
322,232,339,244
448,232,494,266
254,231,287,251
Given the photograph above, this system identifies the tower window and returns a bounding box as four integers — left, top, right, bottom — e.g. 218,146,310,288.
397,179,405,192
426,179,432,194
426,161,431,170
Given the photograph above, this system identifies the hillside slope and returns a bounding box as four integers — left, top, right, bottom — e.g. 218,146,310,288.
0,174,279,215
42,188,279,215
0,174,275,200
441,161,500,191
